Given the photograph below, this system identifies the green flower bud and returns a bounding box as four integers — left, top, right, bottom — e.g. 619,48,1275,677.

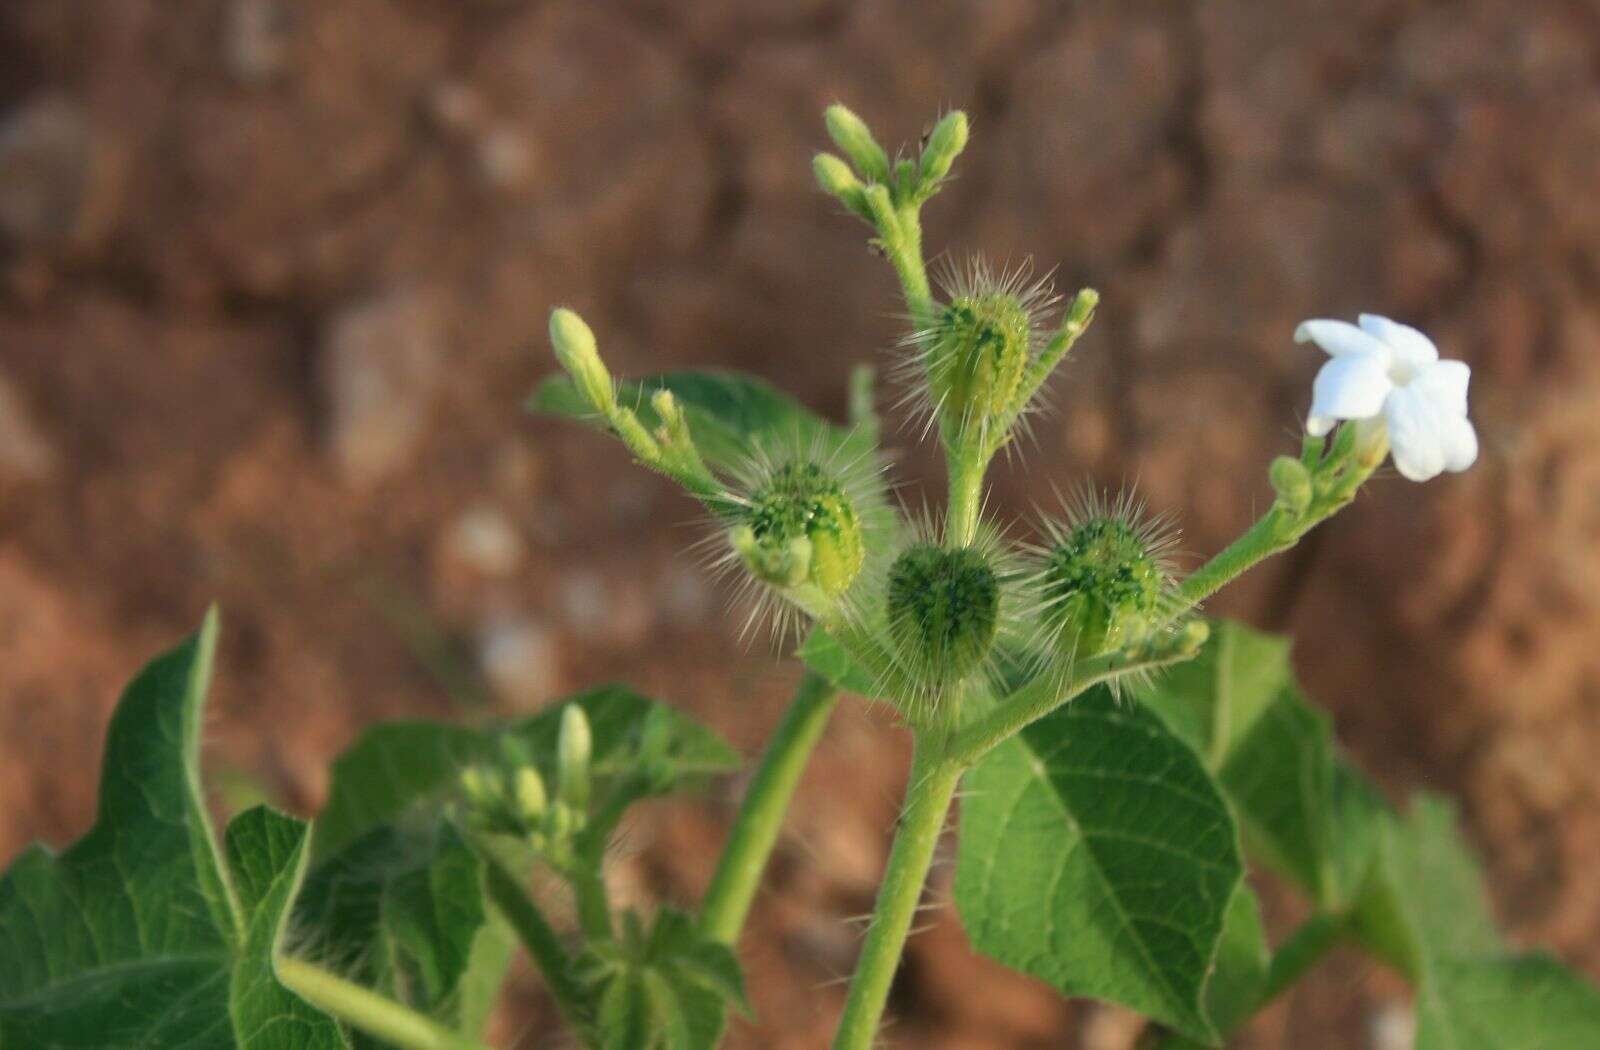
1037,516,1171,659
458,765,502,811
557,704,592,812
813,152,861,198
886,544,1001,688
734,460,865,600
1269,455,1314,516
549,308,614,414
824,103,890,184
514,766,547,824
919,110,969,184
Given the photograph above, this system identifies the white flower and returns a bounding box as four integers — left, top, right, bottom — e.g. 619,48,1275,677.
1296,314,1478,482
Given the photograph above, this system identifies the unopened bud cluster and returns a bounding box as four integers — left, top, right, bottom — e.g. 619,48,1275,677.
458,703,594,859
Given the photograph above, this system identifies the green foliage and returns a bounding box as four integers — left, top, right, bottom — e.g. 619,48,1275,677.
0,613,346,1049
955,687,1244,1044
589,908,749,1050
1139,620,1384,909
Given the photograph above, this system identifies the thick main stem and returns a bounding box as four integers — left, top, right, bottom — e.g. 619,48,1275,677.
700,671,840,944
832,739,962,1050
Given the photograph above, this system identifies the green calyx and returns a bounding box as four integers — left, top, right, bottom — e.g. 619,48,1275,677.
732,461,865,599
1039,518,1167,658
927,292,1032,430
886,544,1001,688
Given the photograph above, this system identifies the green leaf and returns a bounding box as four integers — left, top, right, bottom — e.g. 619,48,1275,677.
955,687,1243,1044
314,685,738,864
1139,620,1384,909
293,823,512,1045
0,613,345,1049
531,369,863,470
1353,794,1501,980
1202,885,1270,1038
226,808,349,1049
797,628,878,697
1417,954,1600,1050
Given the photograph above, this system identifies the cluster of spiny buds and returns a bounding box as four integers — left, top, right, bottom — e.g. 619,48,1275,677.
458,704,593,859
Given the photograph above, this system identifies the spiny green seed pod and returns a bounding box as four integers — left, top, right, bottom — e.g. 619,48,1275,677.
1036,513,1173,659
886,544,1001,688
514,766,547,825
733,460,866,600
549,308,614,414
557,704,592,812
1269,455,1314,516
919,110,969,184
927,293,1032,426
824,103,890,184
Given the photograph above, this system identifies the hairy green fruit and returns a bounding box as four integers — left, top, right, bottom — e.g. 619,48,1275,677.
733,461,865,600
927,293,1032,427
1039,517,1167,658
886,544,1001,687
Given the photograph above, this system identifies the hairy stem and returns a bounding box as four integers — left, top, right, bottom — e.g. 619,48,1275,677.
949,630,1209,767
479,851,593,1037
569,864,613,943
886,206,934,328
944,440,987,548
700,671,841,944
276,957,489,1050
832,739,962,1050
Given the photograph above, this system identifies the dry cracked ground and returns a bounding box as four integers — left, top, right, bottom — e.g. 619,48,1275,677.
3,1,1599,1047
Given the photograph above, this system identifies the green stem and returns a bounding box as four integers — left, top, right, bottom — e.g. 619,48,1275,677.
886,206,934,328
1173,507,1296,615
700,670,841,944
479,851,594,1037
1261,912,1347,1004
832,739,963,1050
569,864,613,943
944,439,987,547
949,628,1209,767
276,957,489,1050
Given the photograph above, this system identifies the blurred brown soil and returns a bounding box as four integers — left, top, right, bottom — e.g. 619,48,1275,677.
3,1,1600,1047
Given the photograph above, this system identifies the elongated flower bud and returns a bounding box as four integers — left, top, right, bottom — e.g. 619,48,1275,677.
824,104,890,184
919,110,969,184
514,766,547,824
886,544,1001,691
557,704,592,812
813,152,861,198
550,308,614,414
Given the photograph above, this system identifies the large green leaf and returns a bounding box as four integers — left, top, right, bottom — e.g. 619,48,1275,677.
314,685,739,864
0,613,345,1049
955,687,1243,1044
1139,620,1384,909
1417,954,1600,1050
531,369,863,470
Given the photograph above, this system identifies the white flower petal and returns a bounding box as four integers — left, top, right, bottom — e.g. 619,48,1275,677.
1306,413,1337,437
1384,385,1447,482
1310,353,1393,426
1440,413,1479,473
1359,314,1439,373
1410,359,1471,418
1296,319,1394,361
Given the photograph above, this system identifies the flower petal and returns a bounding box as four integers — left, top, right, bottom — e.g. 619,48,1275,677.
1296,319,1394,361
1440,413,1478,473
1306,413,1337,437
1384,385,1447,482
1409,359,1471,418
1359,314,1439,373
1310,353,1393,427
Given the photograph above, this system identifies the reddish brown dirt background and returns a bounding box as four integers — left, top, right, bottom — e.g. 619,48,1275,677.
3,1,1599,1047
